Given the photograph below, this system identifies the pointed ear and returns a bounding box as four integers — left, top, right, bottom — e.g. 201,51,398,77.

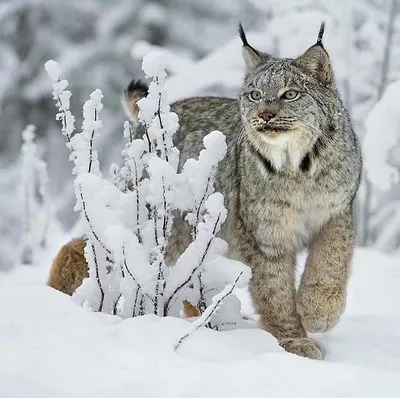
293,22,333,86
238,23,266,71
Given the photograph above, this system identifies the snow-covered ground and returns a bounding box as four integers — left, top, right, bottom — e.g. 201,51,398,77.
1,248,400,397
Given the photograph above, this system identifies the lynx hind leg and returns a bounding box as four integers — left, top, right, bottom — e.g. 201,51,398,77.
47,238,88,295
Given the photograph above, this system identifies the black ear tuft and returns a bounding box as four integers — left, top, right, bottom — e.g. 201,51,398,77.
316,22,326,47
238,23,249,47
238,22,266,70
293,21,333,86
238,22,259,56
123,79,149,121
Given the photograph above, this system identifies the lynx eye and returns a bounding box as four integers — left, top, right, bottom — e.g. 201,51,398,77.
282,89,299,100
249,90,262,101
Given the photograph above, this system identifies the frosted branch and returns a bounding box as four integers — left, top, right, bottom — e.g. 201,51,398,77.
89,243,105,312
76,182,112,256
174,271,244,351
44,60,75,144
121,243,153,305
164,212,221,315
70,89,103,176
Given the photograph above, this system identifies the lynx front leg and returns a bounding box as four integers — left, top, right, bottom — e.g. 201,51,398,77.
297,211,355,333
249,252,324,360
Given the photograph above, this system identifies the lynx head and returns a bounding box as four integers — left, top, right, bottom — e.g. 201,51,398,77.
238,23,337,152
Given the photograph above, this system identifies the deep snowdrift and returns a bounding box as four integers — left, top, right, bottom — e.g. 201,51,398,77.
1,248,400,397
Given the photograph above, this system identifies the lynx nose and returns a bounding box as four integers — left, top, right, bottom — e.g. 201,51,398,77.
258,109,276,122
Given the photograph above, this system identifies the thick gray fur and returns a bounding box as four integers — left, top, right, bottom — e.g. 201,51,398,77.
128,24,362,359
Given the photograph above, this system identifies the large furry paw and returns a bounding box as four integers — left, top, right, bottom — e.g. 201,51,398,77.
297,285,346,333
279,337,324,360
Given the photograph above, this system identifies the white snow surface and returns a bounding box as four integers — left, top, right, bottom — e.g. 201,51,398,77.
1,248,400,397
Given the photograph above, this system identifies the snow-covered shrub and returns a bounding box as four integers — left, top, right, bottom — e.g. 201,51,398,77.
0,165,23,271
20,125,51,264
45,54,250,330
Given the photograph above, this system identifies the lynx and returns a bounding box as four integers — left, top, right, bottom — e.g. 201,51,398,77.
48,23,362,360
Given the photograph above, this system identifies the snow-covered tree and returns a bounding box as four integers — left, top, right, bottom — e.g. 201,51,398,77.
351,0,400,246
0,167,22,270
20,124,50,264
362,79,400,252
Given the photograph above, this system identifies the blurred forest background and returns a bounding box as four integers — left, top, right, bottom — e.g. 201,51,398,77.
1,0,400,269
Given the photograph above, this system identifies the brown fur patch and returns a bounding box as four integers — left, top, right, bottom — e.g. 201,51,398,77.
47,238,88,295
183,300,200,318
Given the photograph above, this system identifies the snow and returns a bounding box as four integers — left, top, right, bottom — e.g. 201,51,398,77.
131,41,194,73
363,79,400,191
44,60,62,82
70,89,103,176
142,51,168,80
44,60,75,144
3,5,400,396
178,130,227,228
1,248,400,397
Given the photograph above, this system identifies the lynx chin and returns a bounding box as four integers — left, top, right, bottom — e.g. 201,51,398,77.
48,22,362,360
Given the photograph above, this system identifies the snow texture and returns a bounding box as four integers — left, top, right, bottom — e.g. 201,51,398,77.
1,248,400,397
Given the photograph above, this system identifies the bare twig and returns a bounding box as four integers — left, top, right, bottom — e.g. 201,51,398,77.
174,271,243,351
164,213,221,315
132,158,142,243
122,243,154,304
128,122,134,143
155,77,169,162
193,174,212,239
133,286,140,317
139,295,145,316
153,207,160,247
88,108,97,173
153,257,166,315
197,274,207,313
77,182,112,256
162,176,168,247
144,125,152,153
113,294,122,316
152,169,170,316
91,243,105,312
